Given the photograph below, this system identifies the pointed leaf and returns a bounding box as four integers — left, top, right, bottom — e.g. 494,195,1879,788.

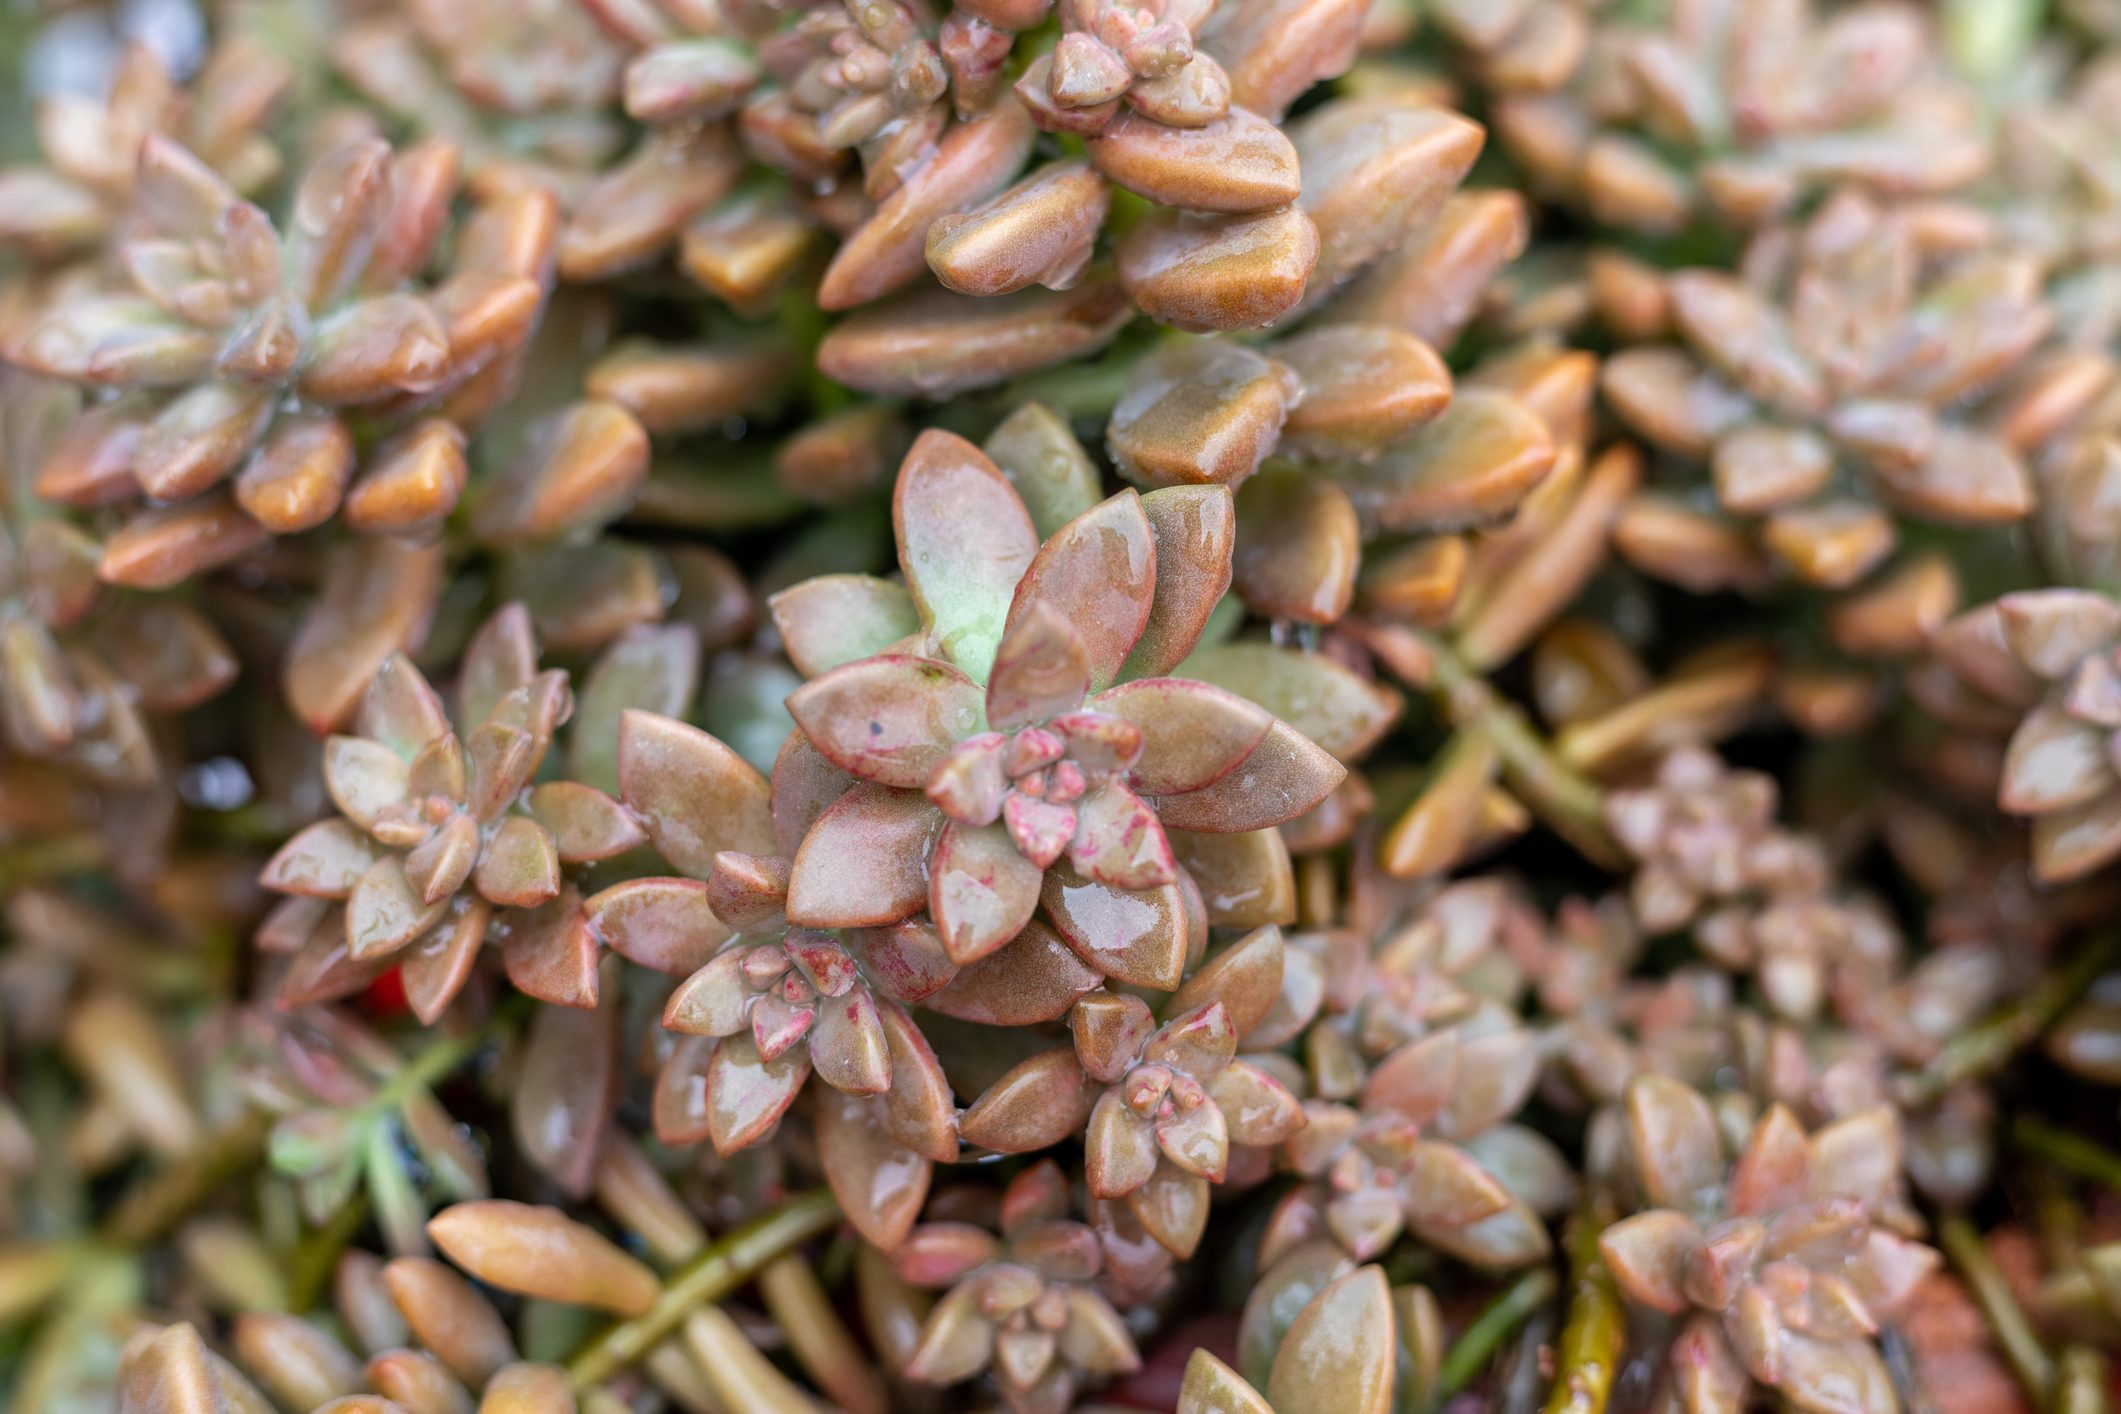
1092,678,1274,794
1168,828,1294,926
707,1032,811,1154
769,575,922,679
787,655,986,788
959,1048,1089,1153
347,857,446,959
526,782,646,862
1087,1089,1162,1197
925,920,1101,1025
262,820,381,898
1177,643,1399,760
1178,1349,1273,1414
930,820,1046,965
1006,491,1157,692
893,429,1040,683
1121,486,1237,681
585,877,731,976
1042,863,1190,989
986,601,1093,732
786,784,942,928
1152,719,1348,832
877,998,959,1163
818,1089,931,1252
1266,1266,1394,1414
809,989,892,1096
619,711,776,878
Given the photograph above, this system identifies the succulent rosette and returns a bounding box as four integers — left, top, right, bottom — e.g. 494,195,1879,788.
1606,746,1905,1022
1260,882,1565,1270
774,428,1346,981
641,845,959,1167
1066,992,1306,1257
259,604,643,1020
5,132,556,586
1597,1076,1939,1414
891,1160,1144,1414
1604,188,2053,596
1490,0,1988,235
1933,587,2121,883
0,40,289,265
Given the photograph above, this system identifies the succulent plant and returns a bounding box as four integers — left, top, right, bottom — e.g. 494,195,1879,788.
649,845,959,1161
12,4,2121,1413
0,377,236,784
890,1161,1143,1414
0,40,289,264
1070,993,1305,1256
775,428,1344,974
1598,1076,1939,1414
1492,0,1988,234
258,603,639,1020
6,132,556,585
1604,188,2052,595
1929,587,2121,881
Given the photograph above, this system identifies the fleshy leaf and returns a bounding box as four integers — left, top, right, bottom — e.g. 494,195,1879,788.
786,784,942,928
1042,862,1190,990
706,1032,811,1155
1265,1266,1395,1414
1177,643,1400,761
893,429,1040,683
787,655,986,789
585,877,731,976
958,1048,1089,1153
1006,491,1157,692
619,711,776,879
930,821,1047,965
986,601,1093,733
818,1089,930,1253
1092,678,1274,795
769,575,923,680
925,920,1101,1025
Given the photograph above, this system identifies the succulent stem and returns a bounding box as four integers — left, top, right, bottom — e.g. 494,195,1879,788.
0,833,104,895
1414,631,1622,867
758,1253,889,1414
1543,1196,1626,1414
1428,1266,1560,1409
1939,1213,2055,1406
2054,1347,2114,1414
374,1004,519,1114
97,1111,271,1248
287,1193,373,1313
2013,1116,2121,1196
100,1005,506,1256
564,1187,841,1390
1902,929,2121,1108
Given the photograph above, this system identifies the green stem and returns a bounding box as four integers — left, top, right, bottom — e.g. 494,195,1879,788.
1429,1267,1560,1409
368,1003,519,1118
565,1188,841,1391
2014,1117,2121,1197
0,834,105,895
1939,1214,2054,1407
1903,929,2121,1108
287,1194,373,1313
2054,1347,2114,1414
1544,1198,1626,1414
97,1005,511,1257
1415,632,1622,867
97,1111,271,1248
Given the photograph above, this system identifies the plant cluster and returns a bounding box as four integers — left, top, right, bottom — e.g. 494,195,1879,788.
3,0,2121,1412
